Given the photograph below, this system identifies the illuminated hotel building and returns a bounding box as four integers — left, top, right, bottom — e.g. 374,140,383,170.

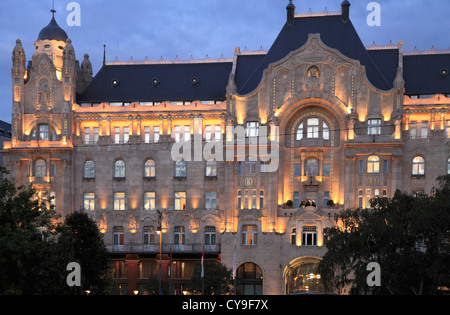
3,1,450,294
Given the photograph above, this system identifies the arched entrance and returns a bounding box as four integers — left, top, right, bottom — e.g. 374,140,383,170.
285,257,327,295
235,262,263,295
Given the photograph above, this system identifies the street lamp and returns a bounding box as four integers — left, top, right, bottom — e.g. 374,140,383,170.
156,210,162,295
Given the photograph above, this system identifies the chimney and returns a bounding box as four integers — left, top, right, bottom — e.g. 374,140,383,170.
286,0,295,25
341,0,350,22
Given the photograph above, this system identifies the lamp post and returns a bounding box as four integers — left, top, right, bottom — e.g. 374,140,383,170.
156,210,162,295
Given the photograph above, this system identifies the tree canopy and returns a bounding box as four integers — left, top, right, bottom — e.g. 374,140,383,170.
318,175,450,295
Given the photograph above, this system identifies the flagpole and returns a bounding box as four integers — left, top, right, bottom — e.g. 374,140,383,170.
233,239,237,295
169,245,172,295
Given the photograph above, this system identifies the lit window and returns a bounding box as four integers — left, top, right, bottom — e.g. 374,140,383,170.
113,227,125,251
205,192,217,210
291,228,297,245
143,226,155,246
175,192,186,210
307,118,319,138
323,122,330,140
412,156,425,176
368,119,382,135
302,226,317,246
83,193,95,211
420,121,428,139
358,190,363,208
84,127,90,144
123,127,130,143
114,160,125,178
84,160,95,179
446,120,450,139
93,127,99,144
114,192,126,211
35,159,46,177
259,190,265,209
251,190,257,209
367,155,380,174
144,192,156,211
114,127,120,144
175,160,186,177
305,159,319,176
242,225,257,245
144,160,156,178
153,126,160,143
144,126,151,143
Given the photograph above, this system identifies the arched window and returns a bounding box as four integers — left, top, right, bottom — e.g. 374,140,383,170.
236,263,263,295
206,160,217,177
285,260,326,295
323,122,330,140
114,160,126,178
35,159,46,177
367,155,380,174
84,160,95,179
175,160,186,178
412,156,425,176
144,159,156,178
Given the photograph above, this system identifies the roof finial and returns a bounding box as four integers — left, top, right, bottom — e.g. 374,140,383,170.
286,0,296,25
51,0,56,17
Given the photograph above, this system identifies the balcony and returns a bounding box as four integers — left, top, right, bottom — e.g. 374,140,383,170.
107,243,220,254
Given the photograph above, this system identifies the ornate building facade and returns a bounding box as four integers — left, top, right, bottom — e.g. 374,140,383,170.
2,1,450,295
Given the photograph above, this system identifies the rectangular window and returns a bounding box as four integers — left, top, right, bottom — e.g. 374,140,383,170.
307,118,319,138
175,192,186,210
358,190,363,208
420,121,428,139
144,192,156,211
302,226,317,246
323,163,330,177
243,190,249,209
184,126,191,142
174,226,185,245
153,126,160,143
39,125,49,141
366,189,371,208
237,190,242,209
93,127,99,144
143,227,155,246
383,160,389,173
123,127,130,143
114,192,126,211
368,119,382,135
259,190,264,209
358,160,364,174
251,190,257,209
214,125,222,141
410,121,417,139
205,192,217,210
242,225,257,245
144,126,151,144
205,226,216,245
84,193,95,211
204,125,212,142
114,127,120,144
324,191,330,209
294,163,301,177
113,227,125,250
245,161,257,174
293,192,300,208
246,122,259,138
84,127,90,144
446,120,450,138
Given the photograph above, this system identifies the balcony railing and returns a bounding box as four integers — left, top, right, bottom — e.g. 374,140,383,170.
107,243,220,254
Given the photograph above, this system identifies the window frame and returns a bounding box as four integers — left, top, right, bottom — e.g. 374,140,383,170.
241,225,258,246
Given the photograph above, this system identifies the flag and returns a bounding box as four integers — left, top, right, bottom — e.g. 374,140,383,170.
232,245,237,279
168,246,172,278
201,246,205,278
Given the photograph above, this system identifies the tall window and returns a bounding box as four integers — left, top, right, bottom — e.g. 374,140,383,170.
205,160,217,177
368,119,382,135
114,160,126,178
35,159,46,177
307,118,319,138
84,160,95,179
93,127,99,144
446,120,450,139
144,160,156,178
205,192,217,210
296,123,304,140
242,225,257,245
305,159,319,176
291,228,297,245
153,126,160,143
114,192,126,211
367,155,380,174
84,193,95,211
237,190,242,209
323,122,330,140
174,226,185,245
113,227,125,251
144,192,156,211
84,127,91,144
174,125,190,142
302,226,317,246
143,226,155,247
114,127,120,144
410,121,428,139
205,226,216,246
358,190,363,208
175,192,186,210
175,160,186,177
123,127,130,144
39,124,49,141
259,190,264,209
447,158,450,175
412,156,425,176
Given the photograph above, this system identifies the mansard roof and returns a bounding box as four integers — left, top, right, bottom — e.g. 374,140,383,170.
238,14,393,94
76,61,233,103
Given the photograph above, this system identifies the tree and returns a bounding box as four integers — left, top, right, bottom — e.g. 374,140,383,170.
186,260,233,295
57,211,111,294
318,176,450,295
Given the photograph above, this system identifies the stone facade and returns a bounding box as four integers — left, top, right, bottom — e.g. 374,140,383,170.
2,2,450,295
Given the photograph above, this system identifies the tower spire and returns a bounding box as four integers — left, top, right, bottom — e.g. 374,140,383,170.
51,0,56,17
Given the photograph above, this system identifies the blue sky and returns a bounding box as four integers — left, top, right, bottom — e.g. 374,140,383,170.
1,0,450,123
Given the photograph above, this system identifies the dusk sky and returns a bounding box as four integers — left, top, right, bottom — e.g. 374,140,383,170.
1,0,450,123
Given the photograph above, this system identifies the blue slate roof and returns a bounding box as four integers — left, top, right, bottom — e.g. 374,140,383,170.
76,62,233,103
37,15,68,42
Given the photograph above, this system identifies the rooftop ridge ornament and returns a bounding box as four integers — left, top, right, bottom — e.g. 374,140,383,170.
366,40,398,50
105,54,233,66
403,45,450,56
294,7,342,18
240,46,268,56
